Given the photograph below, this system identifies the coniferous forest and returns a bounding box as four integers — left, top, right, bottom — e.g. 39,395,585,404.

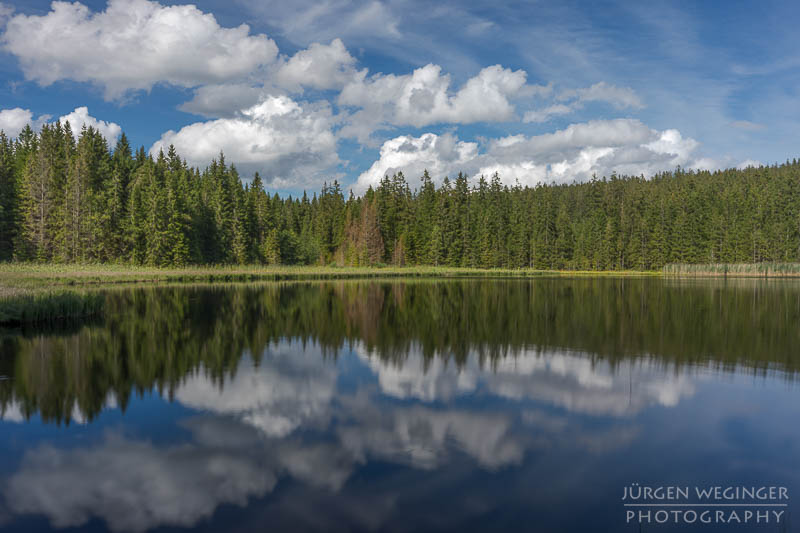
1,122,800,270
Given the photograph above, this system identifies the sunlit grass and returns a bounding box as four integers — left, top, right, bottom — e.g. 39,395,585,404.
0,263,660,288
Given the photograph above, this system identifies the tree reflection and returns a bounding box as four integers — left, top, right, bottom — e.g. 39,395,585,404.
2,278,799,423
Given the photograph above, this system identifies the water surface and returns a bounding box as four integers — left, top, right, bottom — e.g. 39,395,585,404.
1,278,799,532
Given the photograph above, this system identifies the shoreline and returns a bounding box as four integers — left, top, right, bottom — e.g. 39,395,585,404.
2,263,799,325
0,264,660,289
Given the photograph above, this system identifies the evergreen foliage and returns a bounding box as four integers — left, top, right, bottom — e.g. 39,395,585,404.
1,123,799,269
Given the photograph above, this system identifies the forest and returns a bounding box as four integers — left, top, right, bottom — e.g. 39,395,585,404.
1,121,799,270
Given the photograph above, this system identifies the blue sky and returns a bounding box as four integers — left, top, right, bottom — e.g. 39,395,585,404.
0,0,797,194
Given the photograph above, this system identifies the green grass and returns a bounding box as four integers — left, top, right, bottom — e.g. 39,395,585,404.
0,263,660,289
664,262,800,277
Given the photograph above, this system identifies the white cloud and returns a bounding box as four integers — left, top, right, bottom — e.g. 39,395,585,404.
178,39,361,119
523,104,573,123
525,82,643,123
151,95,340,188
355,132,478,190
729,120,766,131
338,64,532,141
356,119,707,191
178,84,266,119
0,3,12,25
560,81,644,109
1,0,278,100
0,106,119,142
0,107,46,137
58,106,121,142
276,38,361,91
239,0,401,45
737,159,762,169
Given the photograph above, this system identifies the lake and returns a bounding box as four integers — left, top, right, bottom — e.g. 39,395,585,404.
1,278,799,532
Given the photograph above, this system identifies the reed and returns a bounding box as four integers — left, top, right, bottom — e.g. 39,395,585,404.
0,290,105,326
664,262,800,277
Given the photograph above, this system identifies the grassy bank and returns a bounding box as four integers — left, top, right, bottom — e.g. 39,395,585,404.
664,262,800,277
0,263,660,289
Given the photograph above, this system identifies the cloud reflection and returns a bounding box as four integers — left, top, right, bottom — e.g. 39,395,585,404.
1,340,701,532
357,344,697,415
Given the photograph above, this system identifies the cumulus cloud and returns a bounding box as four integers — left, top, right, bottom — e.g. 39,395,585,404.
338,64,532,141
178,84,266,119
1,0,278,99
178,39,360,118
276,38,361,91
356,119,708,191
58,106,122,141
355,132,478,190
0,106,119,142
0,107,47,137
151,95,340,188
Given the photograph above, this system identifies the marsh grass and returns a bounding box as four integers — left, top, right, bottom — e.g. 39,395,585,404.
664,263,800,277
0,290,105,326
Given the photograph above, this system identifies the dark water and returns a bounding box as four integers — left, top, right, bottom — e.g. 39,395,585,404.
1,278,800,532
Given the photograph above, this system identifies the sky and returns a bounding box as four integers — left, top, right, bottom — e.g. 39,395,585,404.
0,0,797,195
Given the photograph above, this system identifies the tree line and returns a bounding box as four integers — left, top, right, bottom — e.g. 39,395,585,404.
1,122,799,269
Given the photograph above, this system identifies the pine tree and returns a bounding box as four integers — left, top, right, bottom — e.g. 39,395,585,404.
0,132,18,260
108,133,133,258
263,227,281,265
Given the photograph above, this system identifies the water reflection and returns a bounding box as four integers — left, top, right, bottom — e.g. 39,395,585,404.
358,345,698,415
176,345,337,438
3,341,648,532
1,279,800,532
3,278,799,424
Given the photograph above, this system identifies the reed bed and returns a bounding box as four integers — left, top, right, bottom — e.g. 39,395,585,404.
0,290,105,326
664,262,800,277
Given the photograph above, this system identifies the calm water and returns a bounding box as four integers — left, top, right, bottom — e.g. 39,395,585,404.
1,278,800,532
